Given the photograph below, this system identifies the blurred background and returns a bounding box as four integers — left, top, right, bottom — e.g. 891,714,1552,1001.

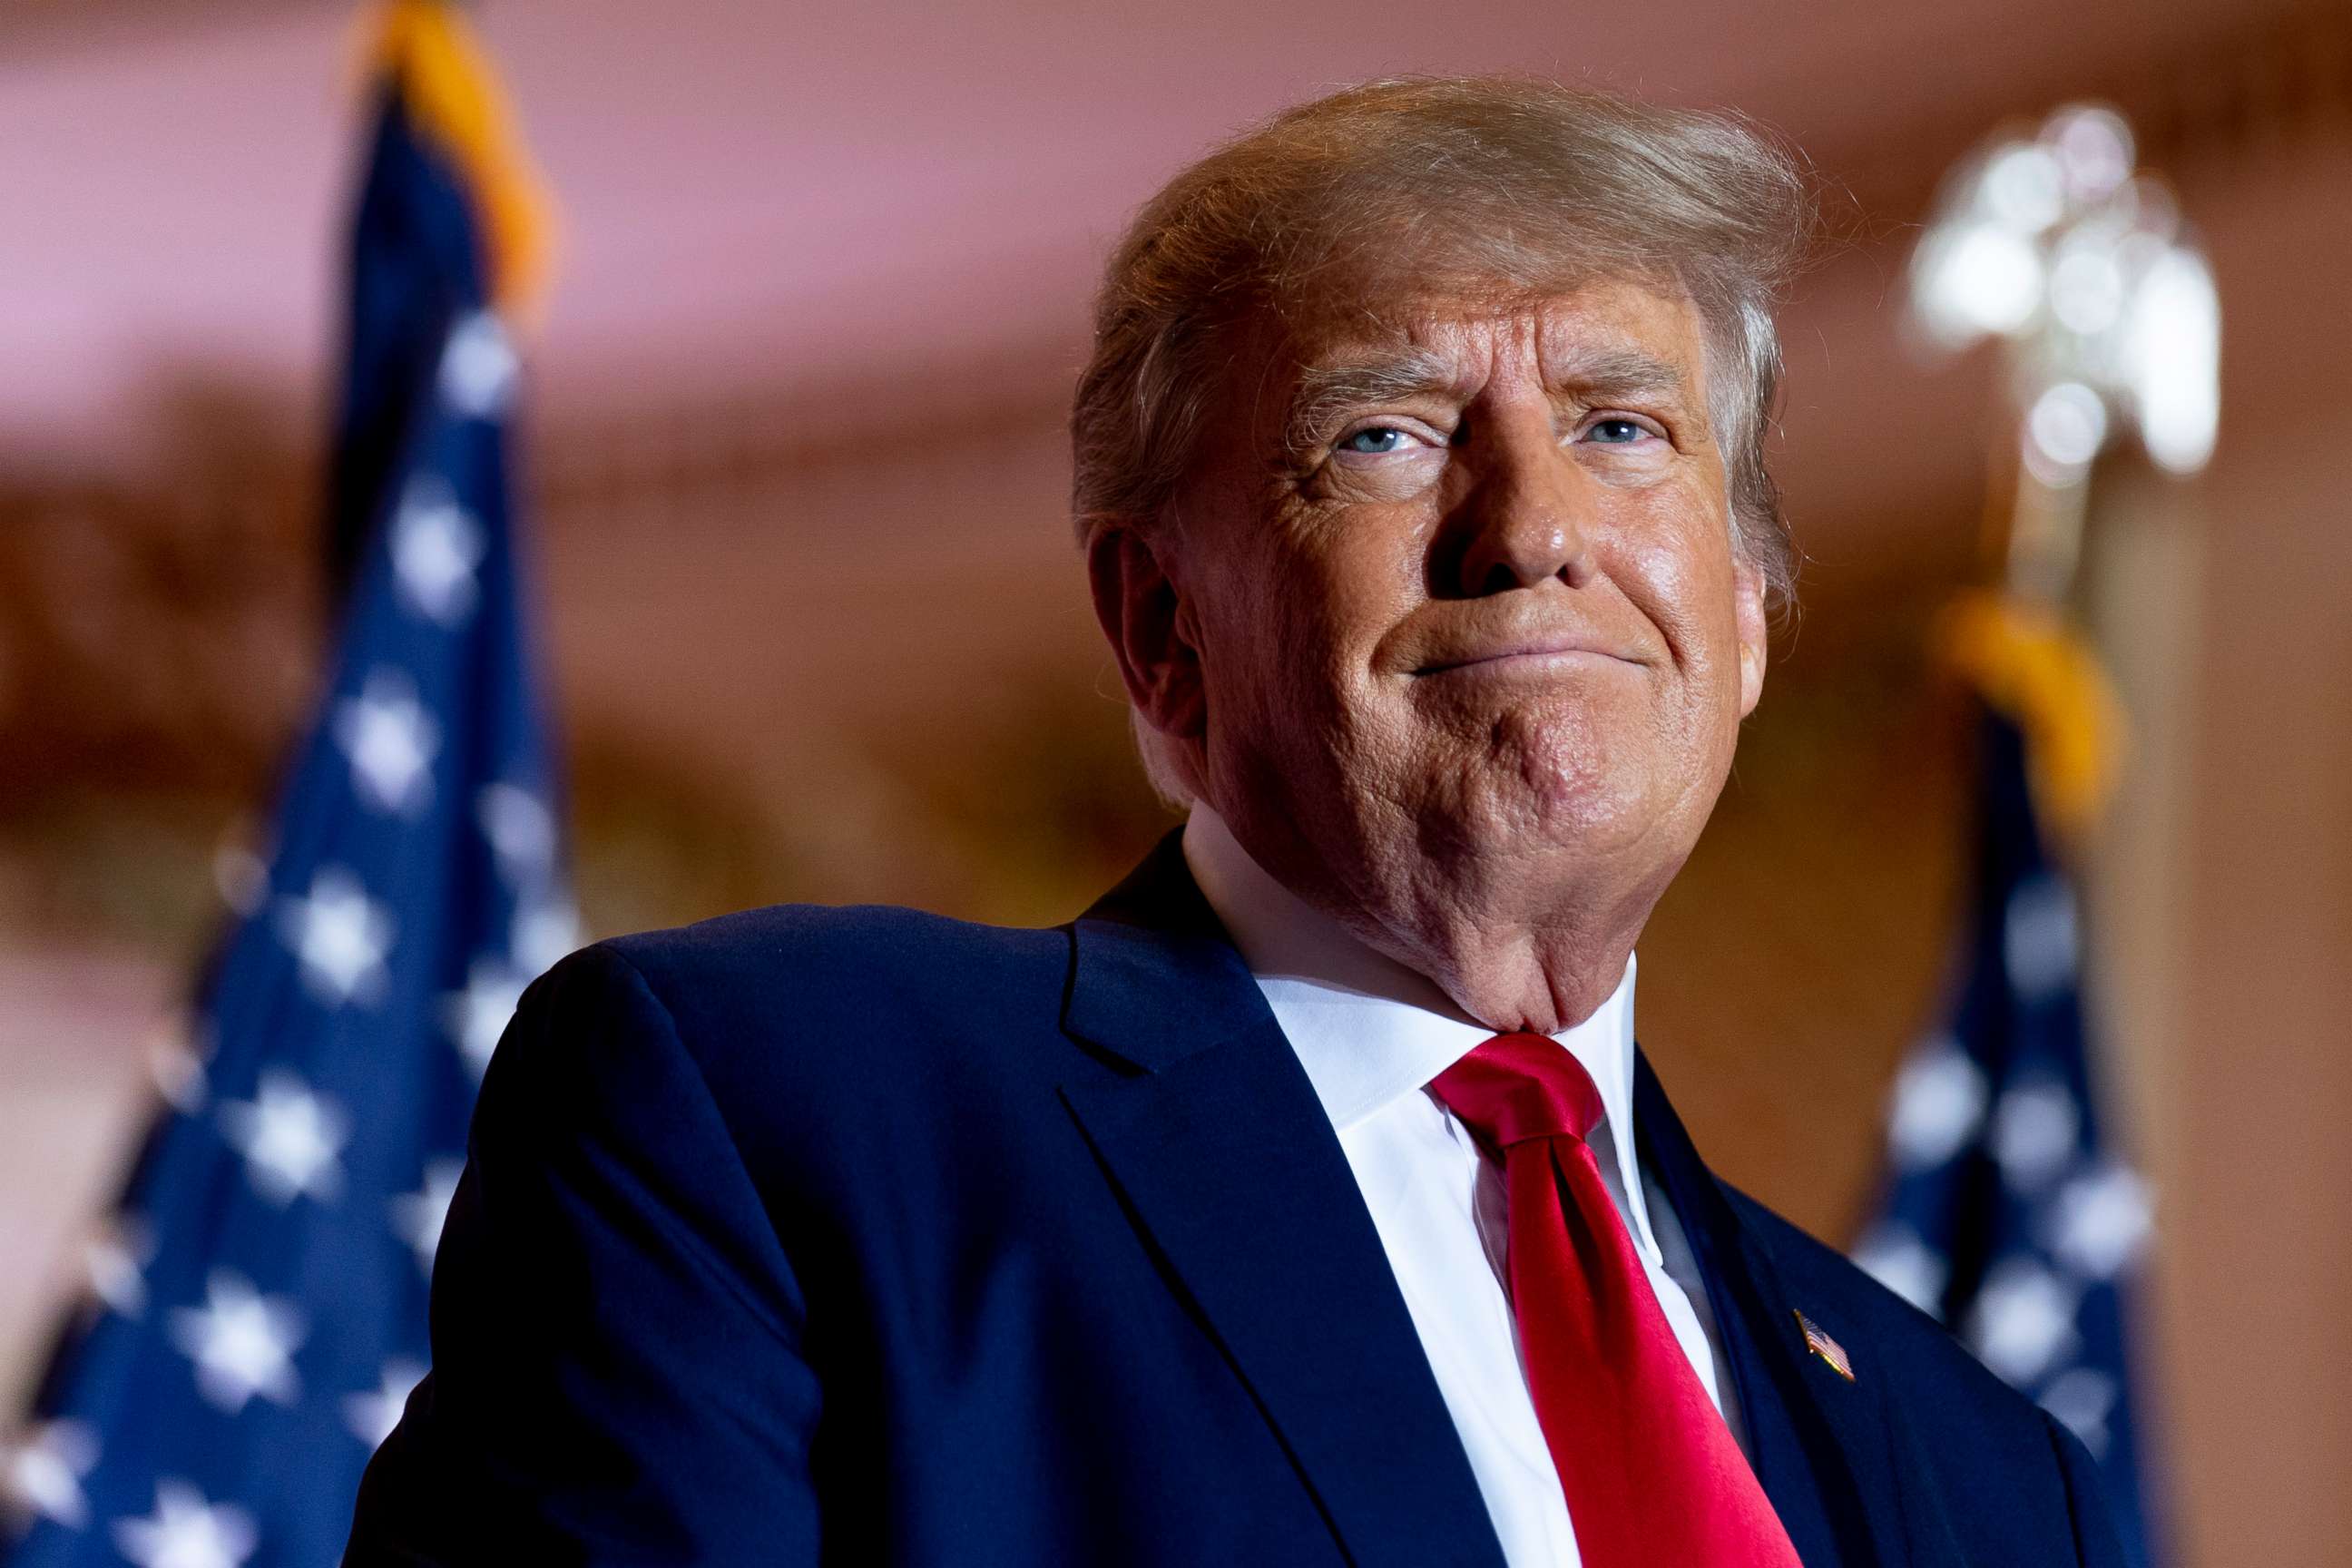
1,0,2347,1563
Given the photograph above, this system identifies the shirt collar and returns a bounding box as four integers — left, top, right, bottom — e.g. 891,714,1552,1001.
1181,804,1656,1258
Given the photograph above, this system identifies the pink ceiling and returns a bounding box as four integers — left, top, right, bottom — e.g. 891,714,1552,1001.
0,0,2304,459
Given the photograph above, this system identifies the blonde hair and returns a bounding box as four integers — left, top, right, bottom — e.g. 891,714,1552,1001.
1071,75,1813,604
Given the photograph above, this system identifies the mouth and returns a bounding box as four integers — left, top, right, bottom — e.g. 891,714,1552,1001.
1411,638,1643,678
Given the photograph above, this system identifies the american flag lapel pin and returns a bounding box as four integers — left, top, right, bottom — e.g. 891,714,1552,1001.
1794,1310,1856,1382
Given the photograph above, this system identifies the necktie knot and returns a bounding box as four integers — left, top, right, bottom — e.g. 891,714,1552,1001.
1428,1031,1605,1150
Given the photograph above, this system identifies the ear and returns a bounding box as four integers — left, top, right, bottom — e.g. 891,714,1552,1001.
1733,554,1769,718
1086,524,1207,742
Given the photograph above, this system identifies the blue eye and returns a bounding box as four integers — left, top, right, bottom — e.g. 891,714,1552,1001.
1338,426,1409,455
1586,417,1649,445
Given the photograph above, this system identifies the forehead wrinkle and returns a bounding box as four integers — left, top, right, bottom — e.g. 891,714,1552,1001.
1280,344,1472,460
1278,342,1698,465
1270,284,1709,459
1544,346,1690,404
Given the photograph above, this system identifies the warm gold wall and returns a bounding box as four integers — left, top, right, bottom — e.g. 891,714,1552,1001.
2145,132,2352,1564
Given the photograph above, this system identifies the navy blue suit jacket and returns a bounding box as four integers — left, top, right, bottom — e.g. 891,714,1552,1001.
347,835,2126,1565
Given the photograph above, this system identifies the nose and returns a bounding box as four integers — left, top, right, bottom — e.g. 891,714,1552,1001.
1444,411,1598,599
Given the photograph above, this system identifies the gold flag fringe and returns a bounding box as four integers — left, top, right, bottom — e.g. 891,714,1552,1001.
1937,590,2127,843
358,0,556,322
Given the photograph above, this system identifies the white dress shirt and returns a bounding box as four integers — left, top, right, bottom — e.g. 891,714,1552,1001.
1182,806,1746,1568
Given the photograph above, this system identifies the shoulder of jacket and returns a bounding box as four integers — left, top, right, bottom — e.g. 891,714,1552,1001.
583,902,1068,1020
543,902,1073,1099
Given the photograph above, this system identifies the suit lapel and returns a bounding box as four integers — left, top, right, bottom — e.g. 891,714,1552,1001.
1635,1052,1965,1568
1058,838,1973,1568
1059,836,1506,1568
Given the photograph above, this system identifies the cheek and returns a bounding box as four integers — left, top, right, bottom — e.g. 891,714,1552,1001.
1202,552,1367,740
1616,505,1743,692
1269,509,1425,687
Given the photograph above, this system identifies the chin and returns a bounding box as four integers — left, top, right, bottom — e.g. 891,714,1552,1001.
1419,710,1666,858
1504,706,1652,825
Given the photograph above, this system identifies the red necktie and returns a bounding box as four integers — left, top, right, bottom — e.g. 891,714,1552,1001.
1429,1034,1802,1567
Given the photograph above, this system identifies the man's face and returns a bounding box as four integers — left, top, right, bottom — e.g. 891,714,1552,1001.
1163,276,1768,929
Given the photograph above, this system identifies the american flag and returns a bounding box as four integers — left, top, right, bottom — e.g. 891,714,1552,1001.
3,14,565,1565
1853,703,2161,1568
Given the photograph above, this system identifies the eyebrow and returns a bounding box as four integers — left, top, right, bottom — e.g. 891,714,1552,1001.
1281,345,1693,458
1284,349,1471,456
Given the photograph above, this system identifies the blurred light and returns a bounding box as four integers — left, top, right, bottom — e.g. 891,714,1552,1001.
2126,248,2220,474
1983,144,2068,233
2045,106,2134,203
2126,179,2180,243
1915,223,2046,347
2049,242,2127,336
2024,381,2110,484
1910,102,2219,491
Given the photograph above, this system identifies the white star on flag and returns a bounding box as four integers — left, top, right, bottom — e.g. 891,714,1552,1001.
2003,874,2079,1003
342,1358,427,1451
1965,1259,2080,1386
218,1069,350,1206
2038,1366,2119,1458
333,668,441,817
390,477,485,626
84,1213,154,1318
437,309,519,418
4,1418,98,1529
110,1479,257,1568
393,1158,466,1279
1992,1076,2080,1193
166,1270,306,1414
1887,1040,1988,1169
1850,1222,1951,1318
476,782,557,878
2049,1163,2154,1279
276,867,396,1006
443,959,528,1079
512,896,582,979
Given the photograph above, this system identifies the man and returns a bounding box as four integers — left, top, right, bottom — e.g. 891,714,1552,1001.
348,78,2128,1565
